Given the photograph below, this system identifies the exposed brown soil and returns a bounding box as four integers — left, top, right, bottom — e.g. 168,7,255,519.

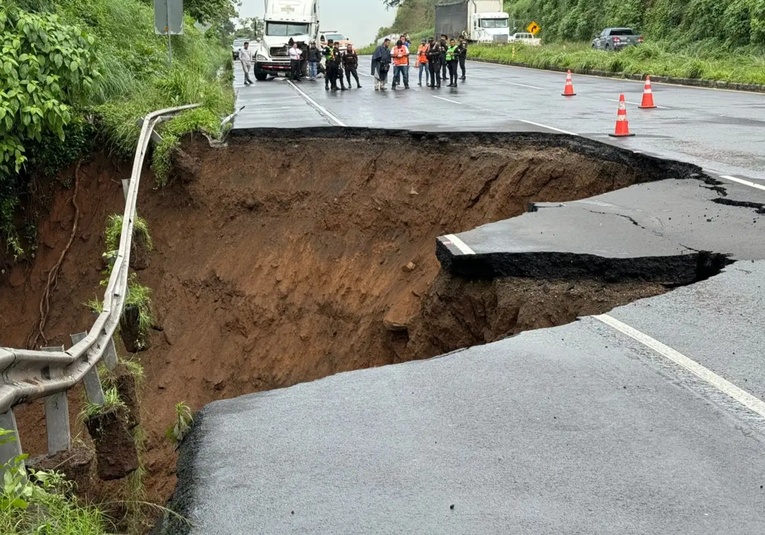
1,130,700,513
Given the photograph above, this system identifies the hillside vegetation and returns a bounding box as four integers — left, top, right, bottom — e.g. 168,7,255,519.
375,0,765,85
381,0,765,51
0,0,233,258
506,0,765,50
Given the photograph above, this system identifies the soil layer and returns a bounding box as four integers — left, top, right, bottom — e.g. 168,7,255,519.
1,130,705,507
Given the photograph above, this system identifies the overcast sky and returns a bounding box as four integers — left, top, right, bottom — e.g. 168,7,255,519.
238,0,396,45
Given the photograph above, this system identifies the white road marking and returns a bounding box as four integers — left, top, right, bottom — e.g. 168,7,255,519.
471,60,764,95
606,98,671,110
519,119,578,136
287,81,347,127
720,175,765,193
442,234,475,255
433,95,461,105
506,81,544,90
595,314,765,418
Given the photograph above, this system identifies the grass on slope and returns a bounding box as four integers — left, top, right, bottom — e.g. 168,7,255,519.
470,42,765,85
56,0,234,159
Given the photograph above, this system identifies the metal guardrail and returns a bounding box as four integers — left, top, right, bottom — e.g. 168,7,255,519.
0,104,199,465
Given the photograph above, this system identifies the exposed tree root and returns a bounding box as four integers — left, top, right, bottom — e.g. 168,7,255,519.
27,161,82,349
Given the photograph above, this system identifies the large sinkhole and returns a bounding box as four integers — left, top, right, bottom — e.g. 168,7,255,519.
6,128,729,502
146,129,720,396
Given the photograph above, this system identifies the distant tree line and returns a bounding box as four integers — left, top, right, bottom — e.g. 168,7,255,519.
380,0,765,48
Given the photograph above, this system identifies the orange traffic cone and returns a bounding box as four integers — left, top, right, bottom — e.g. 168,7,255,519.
561,70,576,96
609,94,635,137
638,76,657,109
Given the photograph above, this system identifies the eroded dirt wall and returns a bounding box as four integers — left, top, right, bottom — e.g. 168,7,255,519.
2,129,706,504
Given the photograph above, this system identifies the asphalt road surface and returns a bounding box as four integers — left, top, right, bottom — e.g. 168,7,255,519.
233,58,765,182
160,60,765,535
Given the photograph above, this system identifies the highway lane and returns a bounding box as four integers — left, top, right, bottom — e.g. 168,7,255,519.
162,62,765,534
173,264,765,534
234,59,765,181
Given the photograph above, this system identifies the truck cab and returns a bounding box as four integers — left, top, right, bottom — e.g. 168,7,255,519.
254,0,319,81
470,12,510,43
436,1,510,44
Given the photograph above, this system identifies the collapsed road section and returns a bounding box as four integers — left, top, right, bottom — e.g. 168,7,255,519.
152,130,765,535
5,128,746,508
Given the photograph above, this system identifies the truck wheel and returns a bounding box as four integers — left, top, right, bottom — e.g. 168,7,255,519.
254,70,268,81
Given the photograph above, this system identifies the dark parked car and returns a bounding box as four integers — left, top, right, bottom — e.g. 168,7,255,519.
592,28,643,51
232,38,248,60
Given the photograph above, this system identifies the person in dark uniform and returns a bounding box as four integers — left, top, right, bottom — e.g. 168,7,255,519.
343,43,361,88
439,34,448,80
426,37,442,89
457,37,468,80
323,39,334,90
329,42,346,91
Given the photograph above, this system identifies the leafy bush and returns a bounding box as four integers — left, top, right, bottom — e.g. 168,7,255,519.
0,429,107,534
0,0,233,255
0,3,99,254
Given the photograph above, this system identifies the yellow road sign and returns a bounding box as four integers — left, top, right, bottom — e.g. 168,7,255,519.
527,21,541,35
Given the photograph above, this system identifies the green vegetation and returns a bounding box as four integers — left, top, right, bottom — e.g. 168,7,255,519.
471,42,765,85
102,213,153,274
376,0,436,40
82,386,126,419
85,273,154,345
125,274,154,340
374,0,765,85
152,106,225,186
166,401,193,445
0,429,108,535
105,214,153,255
1,0,235,256
504,0,765,48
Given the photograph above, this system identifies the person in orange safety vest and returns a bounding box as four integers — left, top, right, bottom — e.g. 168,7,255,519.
391,39,410,90
415,38,429,87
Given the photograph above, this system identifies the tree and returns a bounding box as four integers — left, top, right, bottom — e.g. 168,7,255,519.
0,5,98,254
235,17,263,40
185,0,240,25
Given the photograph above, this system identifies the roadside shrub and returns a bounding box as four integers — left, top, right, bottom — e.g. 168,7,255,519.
0,428,107,534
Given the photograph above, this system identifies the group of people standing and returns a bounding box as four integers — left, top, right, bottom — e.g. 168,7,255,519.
288,39,362,91
372,34,468,91
238,32,469,93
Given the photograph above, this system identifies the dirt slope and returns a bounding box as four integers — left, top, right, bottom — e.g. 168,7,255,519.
1,129,702,505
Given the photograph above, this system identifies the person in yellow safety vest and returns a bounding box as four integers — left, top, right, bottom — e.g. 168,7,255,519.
415,38,429,87
446,38,459,87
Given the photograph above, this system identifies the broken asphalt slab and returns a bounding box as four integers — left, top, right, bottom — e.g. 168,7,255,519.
438,177,764,282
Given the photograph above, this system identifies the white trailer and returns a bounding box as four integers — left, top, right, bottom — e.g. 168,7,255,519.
254,0,320,80
435,0,510,43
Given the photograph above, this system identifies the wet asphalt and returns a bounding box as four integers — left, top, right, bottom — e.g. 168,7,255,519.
162,60,765,535
233,58,765,180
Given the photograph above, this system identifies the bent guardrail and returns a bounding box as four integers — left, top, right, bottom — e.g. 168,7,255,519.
0,104,199,465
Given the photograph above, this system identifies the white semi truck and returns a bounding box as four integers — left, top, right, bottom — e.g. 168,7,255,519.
254,0,319,81
435,0,510,43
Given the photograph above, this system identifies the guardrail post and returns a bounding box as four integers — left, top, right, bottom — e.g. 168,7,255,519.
104,335,119,371
42,346,71,455
121,179,130,201
70,333,105,405
0,409,22,469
